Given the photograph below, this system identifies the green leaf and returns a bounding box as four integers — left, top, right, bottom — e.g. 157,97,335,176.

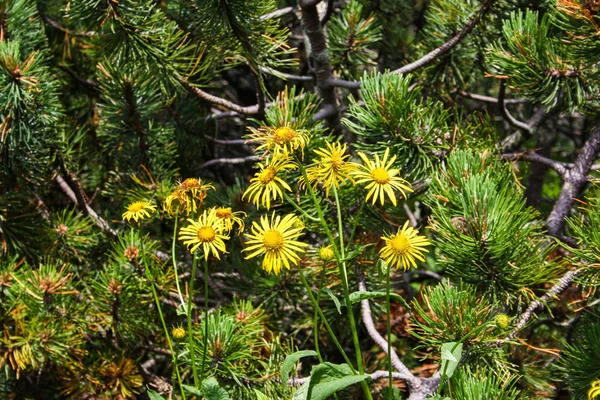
254,389,270,400
348,291,410,310
176,303,188,316
281,350,318,389
343,244,373,262
203,377,230,400
292,380,310,400
324,287,342,314
147,388,166,400
304,362,371,400
440,342,463,378
182,384,203,396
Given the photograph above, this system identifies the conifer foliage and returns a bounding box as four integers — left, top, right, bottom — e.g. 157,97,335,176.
1,0,600,399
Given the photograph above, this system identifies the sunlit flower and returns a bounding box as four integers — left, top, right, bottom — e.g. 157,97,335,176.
495,314,510,329
318,245,335,262
247,124,309,156
164,178,215,216
122,201,156,223
351,148,413,206
215,206,246,234
589,380,600,400
179,208,229,260
243,212,308,275
305,141,357,196
380,221,430,270
242,155,297,209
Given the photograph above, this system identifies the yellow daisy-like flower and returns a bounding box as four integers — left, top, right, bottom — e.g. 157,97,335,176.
242,154,297,210
351,148,413,206
305,141,357,196
243,212,308,275
247,124,309,156
380,221,430,270
589,380,600,400
122,201,156,223
164,178,215,216
172,327,186,340
215,206,246,234
179,208,229,260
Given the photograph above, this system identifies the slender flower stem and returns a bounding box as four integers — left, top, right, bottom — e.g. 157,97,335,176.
313,262,327,362
283,193,320,222
200,259,210,383
297,162,373,400
298,267,354,368
187,255,200,388
139,226,186,399
385,262,393,399
172,213,185,306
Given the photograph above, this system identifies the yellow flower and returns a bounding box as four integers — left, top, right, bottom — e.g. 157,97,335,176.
380,221,430,270
351,148,413,206
172,327,186,339
243,212,308,275
305,142,357,196
164,178,215,216
318,245,335,262
589,380,600,400
122,201,156,223
179,208,229,260
215,206,246,234
247,124,309,156
495,314,510,329
242,155,297,209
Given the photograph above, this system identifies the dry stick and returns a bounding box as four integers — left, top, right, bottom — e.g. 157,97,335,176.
501,152,569,178
183,81,260,115
498,80,534,135
456,90,527,104
55,174,117,236
504,269,580,341
300,0,339,122
357,275,441,400
201,155,259,168
546,127,600,237
393,0,494,75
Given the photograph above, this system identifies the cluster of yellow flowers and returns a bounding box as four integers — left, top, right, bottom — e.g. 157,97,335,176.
590,380,600,400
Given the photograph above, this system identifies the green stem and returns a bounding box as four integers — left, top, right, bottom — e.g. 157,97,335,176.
313,262,327,363
172,213,185,306
386,262,392,399
298,267,354,368
297,163,373,400
187,255,200,388
200,259,210,383
139,226,186,399
283,192,320,222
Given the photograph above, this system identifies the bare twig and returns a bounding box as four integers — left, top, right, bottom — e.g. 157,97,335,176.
403,203,418,228
42,15,96,36
498,80,534,135
502,152,569,178
456,90,527,104
393,0,493,75
259,66,314,81
183,81,260,115
504,269,580,341
326,78,361,89
204,136,251,145
55,175,117,236
201,155,259,168
546,127,600,237
261,6,297,20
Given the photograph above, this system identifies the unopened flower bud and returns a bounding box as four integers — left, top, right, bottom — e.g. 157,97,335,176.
172,327,186,339
495,314,510,329
318,245,335,262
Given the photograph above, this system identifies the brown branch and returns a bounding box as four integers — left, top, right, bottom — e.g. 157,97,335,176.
42,15,96,36
546,127,600,237
300,0,338,122
259,66,314,81
456,89,527,104
502,152,569,178
393,0,493,75
182,81,260,115
201,155,259,168
261,6,297,20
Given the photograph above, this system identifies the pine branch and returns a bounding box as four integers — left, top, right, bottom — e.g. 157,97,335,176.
504,269,580,341
300,0,338,121
502,152,569,178
183,81,260,115
498,79,536,135
546,127,600,237
393,0,494,75
358,275,440,398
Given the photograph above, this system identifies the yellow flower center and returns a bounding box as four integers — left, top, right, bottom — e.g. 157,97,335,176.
197,226,216,242
181,178,200,190
331,154,344,171
216,207,232,218
128,202,146,212
371,167,390,184
263,230,284,250
273,127,297,144
258,167,277,184
172,327,186,339
390,235,410,254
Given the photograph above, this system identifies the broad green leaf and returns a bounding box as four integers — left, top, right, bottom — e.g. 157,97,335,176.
203,377,230,400
292,380,310,400
176,303,188,316
324,287,342,314
348,291,410,309
304,362,371,400
440,342,463,378
182,384,203,396
254,389,270,400
147,388,166,400
281,350,317,389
